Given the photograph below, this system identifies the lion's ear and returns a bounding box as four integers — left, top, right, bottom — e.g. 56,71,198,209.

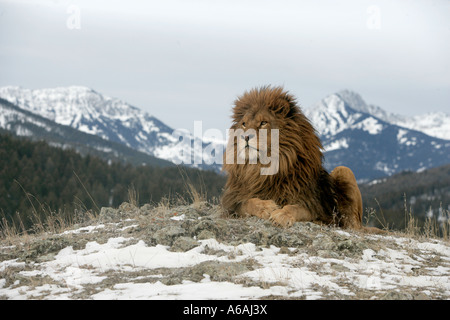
271,94,298,118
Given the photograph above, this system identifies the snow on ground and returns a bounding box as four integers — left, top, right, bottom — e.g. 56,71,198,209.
1,203,449,300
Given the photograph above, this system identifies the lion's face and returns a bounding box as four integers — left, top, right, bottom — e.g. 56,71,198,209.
233,108,276,164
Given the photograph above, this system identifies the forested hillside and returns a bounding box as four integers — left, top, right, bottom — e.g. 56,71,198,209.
0,134,226,231
1,132,449,236
360,164,450,231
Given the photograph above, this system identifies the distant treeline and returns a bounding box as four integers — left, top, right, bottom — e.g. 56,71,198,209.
1,132,449,234
0,133,226,231
360,164,450,230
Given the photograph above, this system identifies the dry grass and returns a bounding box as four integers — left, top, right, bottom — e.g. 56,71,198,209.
402,194,450,241
0,178,97,244
127,184,139,207
364,193,450,242
178,167,207,206
2,173,449,245
364,205,390,231
0,166,211,245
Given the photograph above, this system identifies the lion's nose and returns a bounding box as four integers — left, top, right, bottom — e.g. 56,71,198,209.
242,134,255,142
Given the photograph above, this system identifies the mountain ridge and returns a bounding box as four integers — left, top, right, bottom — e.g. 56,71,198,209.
308,89,450,141
0,85,448,181
304,91,450,181
0,97,174,167
0,86,220,171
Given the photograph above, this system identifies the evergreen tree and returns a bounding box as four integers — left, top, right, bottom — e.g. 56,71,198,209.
0,133,226,232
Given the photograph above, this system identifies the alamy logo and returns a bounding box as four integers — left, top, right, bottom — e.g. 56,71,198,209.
366,5,381,30
66,5,81,30
171,121,280,175
226,128,279,176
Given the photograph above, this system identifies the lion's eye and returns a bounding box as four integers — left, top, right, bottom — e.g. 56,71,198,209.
260,121,267,126
242,122,246,128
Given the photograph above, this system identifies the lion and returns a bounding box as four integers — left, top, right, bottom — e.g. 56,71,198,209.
221,86,381,233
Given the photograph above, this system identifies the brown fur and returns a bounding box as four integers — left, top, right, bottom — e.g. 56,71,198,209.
221,86,382,232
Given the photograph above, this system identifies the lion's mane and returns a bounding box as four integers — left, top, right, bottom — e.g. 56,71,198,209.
221,86,350,225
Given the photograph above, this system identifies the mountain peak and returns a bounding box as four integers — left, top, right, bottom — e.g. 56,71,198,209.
1,85,448,181
335,90,369,112
0,85,147,117
333,90,450,141
309,90,371,116
305,91,369,138
0,85,221,171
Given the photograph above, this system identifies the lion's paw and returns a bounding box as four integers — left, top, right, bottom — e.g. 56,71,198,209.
270,208,296,228
244,198,279,220
258,201,279,220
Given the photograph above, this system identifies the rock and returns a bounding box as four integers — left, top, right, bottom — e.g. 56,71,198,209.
279,246,291,254
160,276,183,286
139,203,153,215
330,263,350,272
317,249,340,259
185,218,222,238
191,202,214,217
312,234,337,251
299,221,323,232
36,253,56,263
118,202,140,218
21,236,72,261
186,261,250,282
414,292,431,300
173,206,199,219
99,207,119,222
381,291,414,300
242,230,269,246
170,237,199,252
197,230,216,240
152,226,186,246
269,233,305,248
100,204,141,221
119,202,137,212
338,239,353,251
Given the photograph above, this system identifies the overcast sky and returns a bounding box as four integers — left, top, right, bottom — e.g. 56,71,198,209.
0,0,449,131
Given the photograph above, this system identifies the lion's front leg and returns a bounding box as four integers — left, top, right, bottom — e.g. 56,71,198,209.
270,205,313,228
240,198,279,220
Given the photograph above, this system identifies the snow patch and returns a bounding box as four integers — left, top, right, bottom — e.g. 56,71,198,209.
354,117,383,135
1,231,449,300
324,138,349,152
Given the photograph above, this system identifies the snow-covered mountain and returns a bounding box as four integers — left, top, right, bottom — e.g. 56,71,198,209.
305,91,386,140
0,86,221,171
0,85,448,181
304,91,450,181
0,97,173,167
0,86,174,149
309,90,450,141
391,112,450,142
